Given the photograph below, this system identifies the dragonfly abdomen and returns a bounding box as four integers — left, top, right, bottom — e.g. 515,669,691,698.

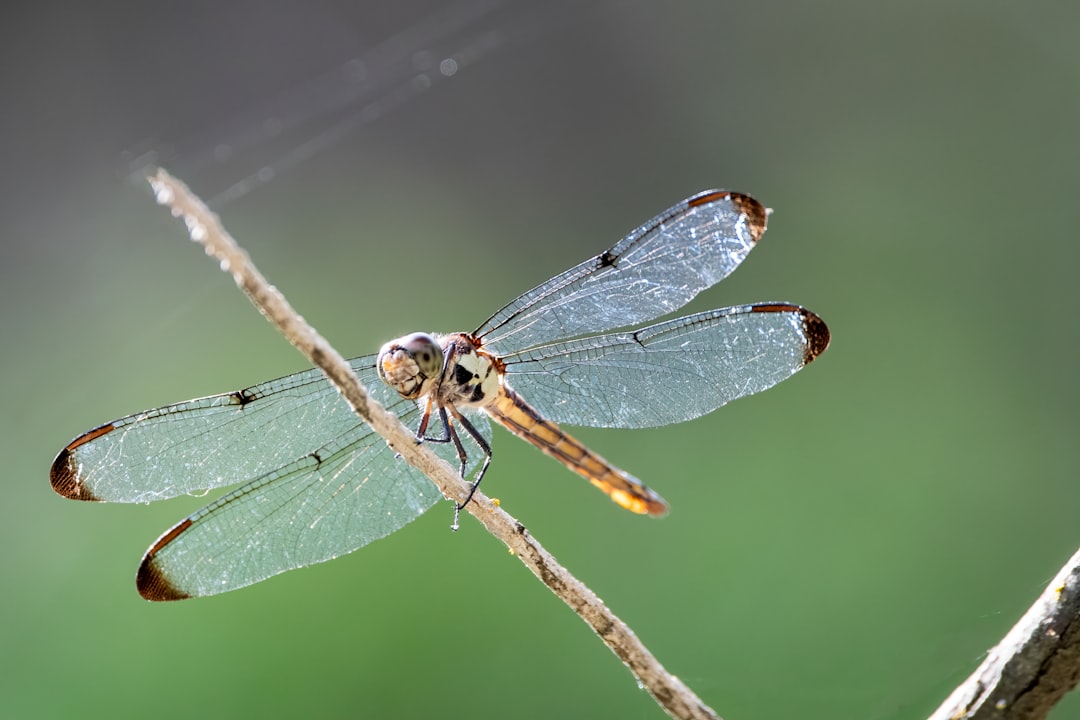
486,386,667,516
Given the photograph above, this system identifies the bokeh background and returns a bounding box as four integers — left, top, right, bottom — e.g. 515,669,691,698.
3,2,1079,718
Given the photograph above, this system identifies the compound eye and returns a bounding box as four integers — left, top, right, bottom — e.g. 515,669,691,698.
400,332,443,377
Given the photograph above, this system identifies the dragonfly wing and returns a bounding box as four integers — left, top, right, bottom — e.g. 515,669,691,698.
137,407,492,600
51,356,398,503
474,190,767,352
500,304,829,429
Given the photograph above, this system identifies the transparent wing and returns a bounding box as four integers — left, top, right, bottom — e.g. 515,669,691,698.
48,354,492,595
499,304,830,429
136,407,491,600
49,354,493,599
51,357,399,503
474,190,767,353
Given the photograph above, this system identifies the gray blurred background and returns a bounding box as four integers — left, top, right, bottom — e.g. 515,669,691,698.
3,2,1079,718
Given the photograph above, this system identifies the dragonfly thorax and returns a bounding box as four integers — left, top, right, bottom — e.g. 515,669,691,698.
437,333,501,408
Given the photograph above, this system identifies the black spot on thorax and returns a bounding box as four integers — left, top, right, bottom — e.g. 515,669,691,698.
454,365,474,386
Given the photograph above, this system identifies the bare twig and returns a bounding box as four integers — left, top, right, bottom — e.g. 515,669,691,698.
148,168,721,720
929,547,1080,720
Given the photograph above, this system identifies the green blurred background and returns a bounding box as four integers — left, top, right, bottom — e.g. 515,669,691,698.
3,2,1079,718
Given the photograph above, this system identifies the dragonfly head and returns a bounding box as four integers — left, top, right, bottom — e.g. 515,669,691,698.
377,332,445,400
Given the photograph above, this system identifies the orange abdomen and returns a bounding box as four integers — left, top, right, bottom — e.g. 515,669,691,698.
485,386,667,516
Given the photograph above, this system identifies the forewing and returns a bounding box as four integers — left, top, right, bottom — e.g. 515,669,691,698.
500,304,829,429
51,357,393,503
474,190,767,353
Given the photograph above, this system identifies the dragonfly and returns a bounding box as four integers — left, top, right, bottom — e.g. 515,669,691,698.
51,189,829,601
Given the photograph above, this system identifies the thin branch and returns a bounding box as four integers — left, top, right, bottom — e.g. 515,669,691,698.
929,547,1080,720
148,168,721,720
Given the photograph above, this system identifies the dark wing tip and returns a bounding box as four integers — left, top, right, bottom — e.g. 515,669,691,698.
50,447,100,501
137,560,190,602
727,192,768,243
799,310,831,364
747,304,830,365
50,424,117,501
136,519,194,602
686,189,768,244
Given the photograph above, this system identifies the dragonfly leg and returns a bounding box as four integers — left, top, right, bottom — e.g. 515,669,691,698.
447,406,492,514
439,409,470,479
396,400,454,464
416,404,471,478
414,397,453,445
405,402,481,531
